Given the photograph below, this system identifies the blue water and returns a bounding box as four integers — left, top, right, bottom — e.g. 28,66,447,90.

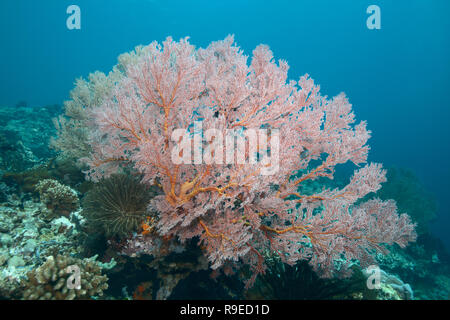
1,0,449,247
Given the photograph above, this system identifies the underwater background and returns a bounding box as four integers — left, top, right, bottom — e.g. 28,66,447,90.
0,0,449,300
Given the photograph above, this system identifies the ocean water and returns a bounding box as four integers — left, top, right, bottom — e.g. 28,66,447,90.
0,0,449,301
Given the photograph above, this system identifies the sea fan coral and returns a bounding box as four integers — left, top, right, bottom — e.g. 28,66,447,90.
58,36,417,287
82,174,159,238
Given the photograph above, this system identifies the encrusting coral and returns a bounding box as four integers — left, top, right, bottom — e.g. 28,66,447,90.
55,35,417,288
35,179,79,219
22,254,108,300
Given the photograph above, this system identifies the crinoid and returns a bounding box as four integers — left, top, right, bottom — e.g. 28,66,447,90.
82,174,159,238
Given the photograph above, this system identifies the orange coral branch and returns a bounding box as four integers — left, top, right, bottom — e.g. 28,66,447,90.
199,219,236,249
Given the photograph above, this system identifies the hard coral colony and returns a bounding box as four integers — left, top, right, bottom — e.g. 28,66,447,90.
57,36,417,287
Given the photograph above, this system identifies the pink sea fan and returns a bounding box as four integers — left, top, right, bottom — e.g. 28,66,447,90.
81,35,416,286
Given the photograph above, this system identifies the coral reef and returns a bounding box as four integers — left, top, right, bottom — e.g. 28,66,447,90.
0,182,11,203
54,36,417,288
376,233,450,299
0,104,60,173
35,179,79,219
2,35,448,300
0,132,39,173
0,198,83,299
362,267,414,300
22,254,108,300
1,156,90,195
